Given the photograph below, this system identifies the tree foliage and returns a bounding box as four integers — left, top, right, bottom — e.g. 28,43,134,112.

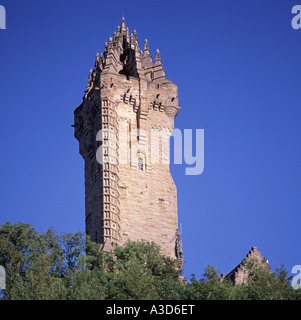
0,222,300,300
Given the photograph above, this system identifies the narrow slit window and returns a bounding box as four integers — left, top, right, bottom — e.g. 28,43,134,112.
138,157,143,171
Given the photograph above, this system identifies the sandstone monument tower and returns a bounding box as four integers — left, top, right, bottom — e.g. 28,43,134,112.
73,18,181,260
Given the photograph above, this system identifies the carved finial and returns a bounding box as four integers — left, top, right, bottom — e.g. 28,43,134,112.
99,52,104,67
143,39,150,55
121,17,126,32
129,30,139,51
94,53,99,68
104,42,108,55
126,27,130,42
155,49,161,64
107,37,114,53
153,49,165,79
88,69,93,83
84,69,94,98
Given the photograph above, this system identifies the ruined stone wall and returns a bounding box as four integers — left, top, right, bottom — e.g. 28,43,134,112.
223,247,270,285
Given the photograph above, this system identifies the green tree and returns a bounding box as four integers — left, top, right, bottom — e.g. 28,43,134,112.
0,222,68,299
0,223,183,300
1,222,301,300
242,259,297,300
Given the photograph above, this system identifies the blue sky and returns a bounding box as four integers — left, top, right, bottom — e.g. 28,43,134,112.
0,0,300,280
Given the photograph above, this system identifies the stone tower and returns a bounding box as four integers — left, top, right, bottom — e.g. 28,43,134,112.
74,18,181,260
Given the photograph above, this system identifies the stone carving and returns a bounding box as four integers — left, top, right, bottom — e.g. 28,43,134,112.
175,231,184,260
